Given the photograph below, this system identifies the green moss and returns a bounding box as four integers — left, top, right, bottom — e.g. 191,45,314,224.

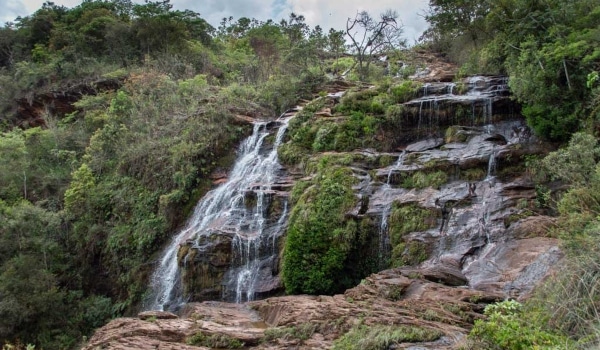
290,180,312,205
503,209,536,228
388,203,437,267
312,124,338,151
283,165,379,295
335,88,382,115
332,324,442,350
305,153,371,175
384,104,405,128
378,154,397,167
386,285,405,301
277,143,309,166
445,126,468,143
497,164,526,179
400,241,429,266
461,168,486,182
402,170,448,189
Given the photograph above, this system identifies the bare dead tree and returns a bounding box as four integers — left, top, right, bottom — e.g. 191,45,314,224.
346,10,405,81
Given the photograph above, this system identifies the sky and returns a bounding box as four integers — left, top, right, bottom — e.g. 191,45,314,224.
1,0,430,44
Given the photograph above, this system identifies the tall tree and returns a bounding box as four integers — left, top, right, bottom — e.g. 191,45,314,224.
346,10,405,81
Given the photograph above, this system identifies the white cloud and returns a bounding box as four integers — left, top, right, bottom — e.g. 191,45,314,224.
172,0,276,28
0,0,26,24
279,0,429,44
4,0,429,43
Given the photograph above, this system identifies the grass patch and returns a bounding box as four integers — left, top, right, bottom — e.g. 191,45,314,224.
388,203,437,267
186,332,244,348
332,324,442,350
402,170,448,189
262,323,318,342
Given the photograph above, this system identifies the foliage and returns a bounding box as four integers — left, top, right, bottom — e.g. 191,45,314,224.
346,10,406,81
332,324,442,350
262,323,318,342
390,80,422,103
468,300,570,349
283,165,378,295
401,170,448,189
423,0,600,141
0,1,343,345
541,132,600,186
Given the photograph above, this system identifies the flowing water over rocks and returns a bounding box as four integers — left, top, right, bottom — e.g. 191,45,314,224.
147,118,292,311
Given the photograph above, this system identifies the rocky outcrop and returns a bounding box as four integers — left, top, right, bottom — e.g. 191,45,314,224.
8,78,123,129
162,75,558,307
84,270,504,350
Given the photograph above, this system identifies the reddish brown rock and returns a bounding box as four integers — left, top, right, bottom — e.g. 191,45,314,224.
84,271,506,350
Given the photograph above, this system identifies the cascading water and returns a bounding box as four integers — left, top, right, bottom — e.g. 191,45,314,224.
147,117,291,311
486,149,497,180
378,151,407,266
408,76,509,130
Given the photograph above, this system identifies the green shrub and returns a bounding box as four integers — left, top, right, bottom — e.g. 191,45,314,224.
335,89,381,115
312,124,337,152
391,80,422,103
402,171,448,189
469,300,569,349
388,203,437,267
385,104,405,128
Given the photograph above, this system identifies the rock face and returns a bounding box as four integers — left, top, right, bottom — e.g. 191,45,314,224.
127,58,564,348
84,270,504,350
363,118,559,299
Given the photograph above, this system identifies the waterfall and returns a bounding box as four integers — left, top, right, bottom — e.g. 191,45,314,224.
386,151,406,184
147,118,290,311
379,151,407,267
448,83,455,95
486,150,497,179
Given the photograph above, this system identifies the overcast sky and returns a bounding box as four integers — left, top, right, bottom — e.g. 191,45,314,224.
1,0,430,44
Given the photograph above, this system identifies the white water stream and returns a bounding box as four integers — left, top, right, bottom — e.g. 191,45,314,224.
147,118,290,310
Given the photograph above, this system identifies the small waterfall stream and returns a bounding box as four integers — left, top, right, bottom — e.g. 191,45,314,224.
148,117,290,311
378,151,407,266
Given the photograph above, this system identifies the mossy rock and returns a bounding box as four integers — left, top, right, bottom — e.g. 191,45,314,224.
445,126,469,143
388,203,438,267
401,170,449,189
